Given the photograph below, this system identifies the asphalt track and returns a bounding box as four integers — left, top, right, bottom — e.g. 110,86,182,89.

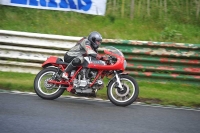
0,91,199,133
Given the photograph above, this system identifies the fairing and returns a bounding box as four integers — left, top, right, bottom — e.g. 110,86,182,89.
87,46,125,71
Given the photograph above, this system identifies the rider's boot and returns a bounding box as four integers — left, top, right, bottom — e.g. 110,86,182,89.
62,63,75,80
62,72,69,80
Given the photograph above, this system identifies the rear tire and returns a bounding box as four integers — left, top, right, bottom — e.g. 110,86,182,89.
34,67,65,100
107,75,139,106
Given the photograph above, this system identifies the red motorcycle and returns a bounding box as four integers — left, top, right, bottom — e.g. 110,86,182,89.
34,46,139,106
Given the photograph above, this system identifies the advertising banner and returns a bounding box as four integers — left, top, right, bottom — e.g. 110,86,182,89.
0,0,107,15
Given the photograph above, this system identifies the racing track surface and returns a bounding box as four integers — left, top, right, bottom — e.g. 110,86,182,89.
0,91,199,133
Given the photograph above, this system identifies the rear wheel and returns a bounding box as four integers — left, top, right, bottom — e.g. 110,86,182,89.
34,67,65,100
107,75,139,106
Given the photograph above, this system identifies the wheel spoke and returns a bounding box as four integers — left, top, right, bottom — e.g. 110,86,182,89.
122,96,126,101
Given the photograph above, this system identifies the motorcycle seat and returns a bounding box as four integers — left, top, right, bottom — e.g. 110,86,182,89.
56,58,68,65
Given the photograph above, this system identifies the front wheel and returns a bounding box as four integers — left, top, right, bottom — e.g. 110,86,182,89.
34,67,65,100
107,74,139,106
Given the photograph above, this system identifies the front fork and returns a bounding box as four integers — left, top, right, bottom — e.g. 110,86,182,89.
114,71,124,91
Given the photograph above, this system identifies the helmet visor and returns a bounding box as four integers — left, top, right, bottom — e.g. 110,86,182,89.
96,39,102,45
96,38,102,43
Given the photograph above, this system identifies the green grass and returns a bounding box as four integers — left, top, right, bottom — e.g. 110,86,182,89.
138,81,200,107
0,72,35,92
0,5,199,44
0,71,199,108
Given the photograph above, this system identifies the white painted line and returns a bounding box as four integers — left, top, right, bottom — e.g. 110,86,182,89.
0,90,199,111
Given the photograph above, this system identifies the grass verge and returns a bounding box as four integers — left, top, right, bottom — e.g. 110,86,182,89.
0,6,199,44
0,71,199,108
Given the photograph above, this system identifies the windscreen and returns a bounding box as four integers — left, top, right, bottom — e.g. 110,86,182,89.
103,46,124,57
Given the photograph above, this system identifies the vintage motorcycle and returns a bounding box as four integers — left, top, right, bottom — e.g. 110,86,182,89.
34,46,139,106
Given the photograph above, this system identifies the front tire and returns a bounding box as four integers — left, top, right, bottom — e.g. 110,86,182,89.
107,75,139,106
34,67,65,100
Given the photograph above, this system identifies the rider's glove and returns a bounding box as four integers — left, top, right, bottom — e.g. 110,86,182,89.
96,54,108,61
96,54,102,60
101,56,108,61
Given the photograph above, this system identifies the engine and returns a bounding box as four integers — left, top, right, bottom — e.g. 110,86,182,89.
71,68,104,94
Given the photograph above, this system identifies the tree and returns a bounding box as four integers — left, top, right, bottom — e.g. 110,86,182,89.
164,0,167,19
147,0,150,17
121,0,125,18
130,0,135,20
195,0,200,19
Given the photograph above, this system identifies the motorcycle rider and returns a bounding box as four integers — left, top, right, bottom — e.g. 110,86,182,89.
62,31,106,79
